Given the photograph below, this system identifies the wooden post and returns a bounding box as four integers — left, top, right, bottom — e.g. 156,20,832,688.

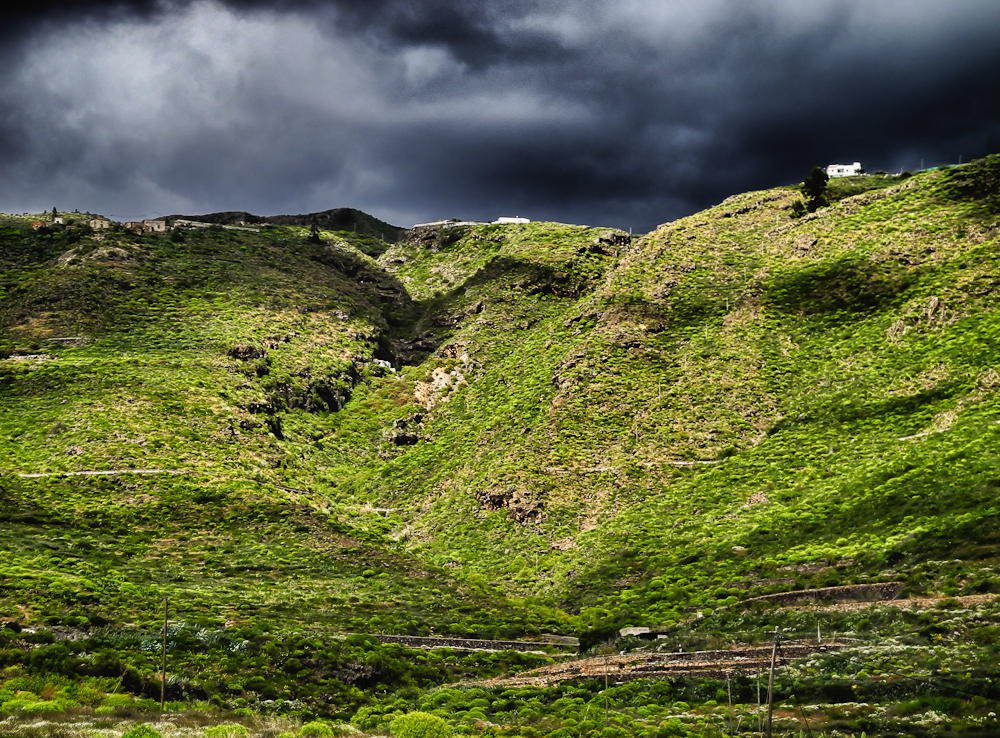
726,671,733,736
766,627,779,738
604,652,609,729
757,674,762,735
161,597,168,711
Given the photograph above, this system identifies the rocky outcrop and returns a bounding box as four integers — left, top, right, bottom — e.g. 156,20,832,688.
475,486,544,525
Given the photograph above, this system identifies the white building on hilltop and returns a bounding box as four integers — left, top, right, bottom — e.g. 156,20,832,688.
493,216,530,224
826,162,864,178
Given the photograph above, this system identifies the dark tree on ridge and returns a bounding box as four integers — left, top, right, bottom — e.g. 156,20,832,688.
803,166,830,212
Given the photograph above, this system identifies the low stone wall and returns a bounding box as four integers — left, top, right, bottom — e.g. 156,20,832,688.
373,634,575,653
739,582,904,608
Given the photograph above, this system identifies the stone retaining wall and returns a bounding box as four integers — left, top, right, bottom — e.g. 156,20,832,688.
373,634,575,652
739,582,904,608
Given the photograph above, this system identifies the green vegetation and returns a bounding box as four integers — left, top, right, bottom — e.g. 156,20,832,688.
2,155,1000,735
800,165,830,213
389,711,452,738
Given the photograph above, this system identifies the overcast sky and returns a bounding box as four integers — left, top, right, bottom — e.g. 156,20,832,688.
2,0,998,232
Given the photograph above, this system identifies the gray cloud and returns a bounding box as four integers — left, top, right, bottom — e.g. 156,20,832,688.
1,0,998,230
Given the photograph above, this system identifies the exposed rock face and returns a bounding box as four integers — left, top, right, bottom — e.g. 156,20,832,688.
385,414,426,445
475,486,544,525
228,344,268,361
387,431,421,446
414,362,467,410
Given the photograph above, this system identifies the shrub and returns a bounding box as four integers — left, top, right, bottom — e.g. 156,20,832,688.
204,725,250,738
102,693,137,708
390,711,453,738
21,700,61,714
300,722,336,737
121,726,163,738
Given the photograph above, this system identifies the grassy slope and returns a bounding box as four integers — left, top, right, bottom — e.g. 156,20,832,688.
321,158,1000,628
2,157,999,639
0,221,539,636
2,159,1000,735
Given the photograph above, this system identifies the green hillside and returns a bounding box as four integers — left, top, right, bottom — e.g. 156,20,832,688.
2,156,1000,735
0,218,550,635
318,157,1000,626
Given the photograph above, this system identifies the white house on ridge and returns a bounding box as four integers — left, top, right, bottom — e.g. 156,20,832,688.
826,162,864,178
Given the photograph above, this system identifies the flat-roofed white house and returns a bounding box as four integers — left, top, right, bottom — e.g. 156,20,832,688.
826,162,864,178
493,216,530,224
144,219,167,232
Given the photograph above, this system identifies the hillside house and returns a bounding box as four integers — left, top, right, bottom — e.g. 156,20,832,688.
90,218,112,230
493,216,530,224
143,219,167,232
826,162,864,178
124,221,145,231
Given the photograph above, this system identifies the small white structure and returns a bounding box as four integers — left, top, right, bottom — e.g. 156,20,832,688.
90,218,112,230
826,162,864,178
619,627,650,638
493,216,530,224
144,219,167,232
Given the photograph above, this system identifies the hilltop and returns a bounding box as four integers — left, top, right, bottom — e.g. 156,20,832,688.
1,155,1000,734
165,207,403,250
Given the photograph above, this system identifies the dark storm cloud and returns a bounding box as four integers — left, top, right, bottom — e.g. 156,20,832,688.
1,0,999,230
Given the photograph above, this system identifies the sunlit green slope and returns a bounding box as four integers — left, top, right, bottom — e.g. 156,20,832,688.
0,221,552,635
2,155,999,637
319,156,1000,627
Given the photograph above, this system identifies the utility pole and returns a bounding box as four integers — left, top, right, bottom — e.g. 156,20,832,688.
766,627,779,738
161,597,168,711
